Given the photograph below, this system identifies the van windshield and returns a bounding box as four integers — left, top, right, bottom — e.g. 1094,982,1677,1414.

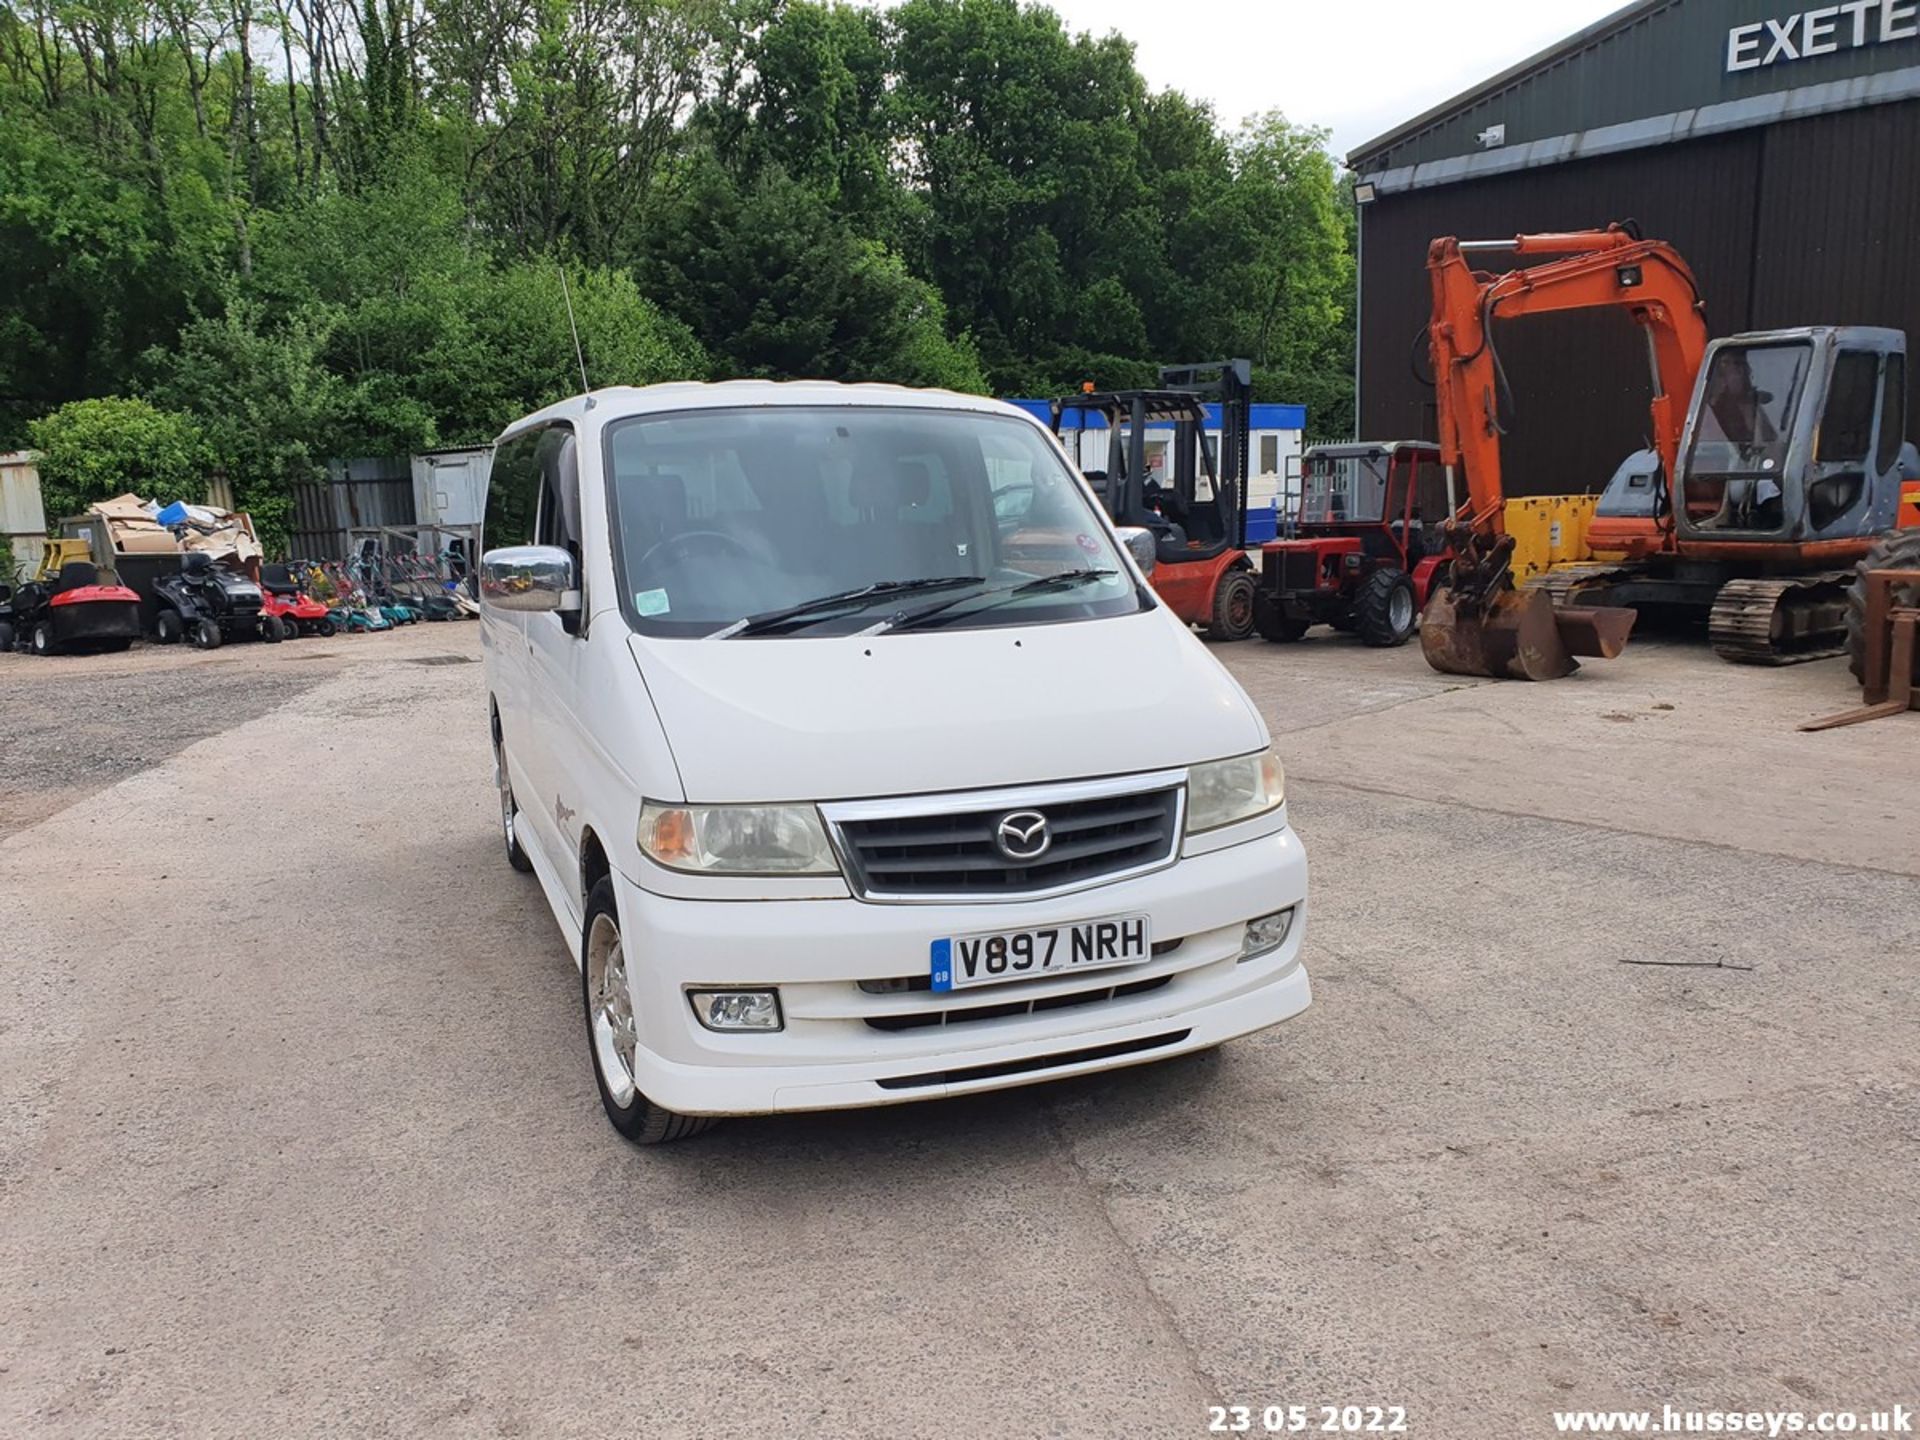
604,406,1146,637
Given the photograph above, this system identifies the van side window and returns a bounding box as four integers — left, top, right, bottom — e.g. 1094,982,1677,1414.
1876,354,1906,474
534,428,581,556
486,431,546,548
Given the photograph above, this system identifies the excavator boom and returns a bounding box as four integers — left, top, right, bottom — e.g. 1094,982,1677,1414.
1419,224,1707,678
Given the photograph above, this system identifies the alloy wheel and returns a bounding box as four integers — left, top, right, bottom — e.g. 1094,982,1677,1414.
585,913,639,1106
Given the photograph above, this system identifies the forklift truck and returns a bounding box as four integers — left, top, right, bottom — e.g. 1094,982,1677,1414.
1051,360,1259,639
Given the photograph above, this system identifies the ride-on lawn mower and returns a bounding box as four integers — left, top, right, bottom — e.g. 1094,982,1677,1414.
0,544,142,656
258,563,336,638
1052,360,1262,639
152,551,276,649
1254,441,1450,647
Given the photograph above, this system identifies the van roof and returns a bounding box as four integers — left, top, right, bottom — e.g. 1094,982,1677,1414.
494,380,1030,446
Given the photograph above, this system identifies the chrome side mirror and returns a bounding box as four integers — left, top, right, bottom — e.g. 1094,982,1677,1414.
480,545,580,614
1115,526,1157,578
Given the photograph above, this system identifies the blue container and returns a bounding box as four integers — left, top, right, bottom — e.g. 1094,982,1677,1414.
1243,504,1278,545
154,501,192,527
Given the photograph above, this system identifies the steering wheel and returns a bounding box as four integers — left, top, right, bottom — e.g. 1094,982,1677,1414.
636,530,758,575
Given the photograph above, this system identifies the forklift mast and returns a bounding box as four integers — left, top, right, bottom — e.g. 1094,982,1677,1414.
1159,359,1253,551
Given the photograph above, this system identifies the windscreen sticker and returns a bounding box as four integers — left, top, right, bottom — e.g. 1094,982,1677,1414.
634,588,671,616
1076,533,1101,554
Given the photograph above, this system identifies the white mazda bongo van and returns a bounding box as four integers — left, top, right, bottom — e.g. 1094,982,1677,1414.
480,382,1310,1143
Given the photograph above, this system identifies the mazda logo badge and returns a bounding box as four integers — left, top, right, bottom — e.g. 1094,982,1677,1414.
995,810,1051,862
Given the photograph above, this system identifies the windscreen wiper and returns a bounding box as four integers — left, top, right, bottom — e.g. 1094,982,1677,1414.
875,568,1119,634
709,577,983,639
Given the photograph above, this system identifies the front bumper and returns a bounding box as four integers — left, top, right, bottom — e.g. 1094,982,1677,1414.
613,826,1311,1115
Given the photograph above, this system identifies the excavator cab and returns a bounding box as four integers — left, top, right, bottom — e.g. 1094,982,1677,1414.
1676,327,1913,546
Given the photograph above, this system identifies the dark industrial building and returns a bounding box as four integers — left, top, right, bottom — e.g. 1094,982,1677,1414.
1348,0,1920,495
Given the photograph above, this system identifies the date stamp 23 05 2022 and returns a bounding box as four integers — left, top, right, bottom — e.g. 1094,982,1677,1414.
1208,1404,1410,1435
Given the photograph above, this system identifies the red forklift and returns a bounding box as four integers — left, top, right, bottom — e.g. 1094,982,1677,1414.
1051,359,1260,640
1254,440,1450,646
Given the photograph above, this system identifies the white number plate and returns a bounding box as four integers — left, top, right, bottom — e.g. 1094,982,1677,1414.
931,913,1151,993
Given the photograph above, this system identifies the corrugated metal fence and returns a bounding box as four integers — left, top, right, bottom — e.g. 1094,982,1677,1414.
290,457,416,561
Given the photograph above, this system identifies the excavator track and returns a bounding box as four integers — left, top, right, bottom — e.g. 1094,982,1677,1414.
1708,573,1854,665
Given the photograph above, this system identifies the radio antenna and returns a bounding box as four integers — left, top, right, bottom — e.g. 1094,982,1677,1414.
558,265,593,403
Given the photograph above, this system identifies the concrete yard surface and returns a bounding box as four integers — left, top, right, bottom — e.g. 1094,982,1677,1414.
1,624,1916,1439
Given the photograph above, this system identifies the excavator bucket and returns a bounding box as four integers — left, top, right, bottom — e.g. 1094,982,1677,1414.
1421,585,1636,681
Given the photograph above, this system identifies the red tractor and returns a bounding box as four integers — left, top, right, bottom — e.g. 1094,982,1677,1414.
1254,440,1450,647
1052,360,1261,640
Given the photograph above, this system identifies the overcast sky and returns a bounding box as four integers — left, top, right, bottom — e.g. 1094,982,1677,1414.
1030,0,1629,160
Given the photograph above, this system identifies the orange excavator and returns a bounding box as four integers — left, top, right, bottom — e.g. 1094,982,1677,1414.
1420,222,1919,679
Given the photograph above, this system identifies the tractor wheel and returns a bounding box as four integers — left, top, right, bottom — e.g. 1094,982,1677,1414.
317,616,337,638
193,619,223,650
155,610,184,645
259,615,283,643
1207,569,1258,641
31,621,54,656
0,621,13,652
1848,528,1920,683
1353,568,1418,648
1253,591,1310,643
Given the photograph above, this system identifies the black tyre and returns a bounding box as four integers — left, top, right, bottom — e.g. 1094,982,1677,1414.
155,610,184,645
0,620,13,651
580,878,716,1145
1206,569,1258,641
1849,528,1920,683
495,742,535,875
259,615,283,643
1352,568,1418,648
316,616,337,638
1253,590,1311,643
193,619,223,650
30,621,54,656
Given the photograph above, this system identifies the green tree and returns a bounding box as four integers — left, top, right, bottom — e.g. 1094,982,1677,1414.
415,263,710,443
144,298,346,553
887,0,1150,383
27,397,210,518
2,0,1362,459
642,161,985,390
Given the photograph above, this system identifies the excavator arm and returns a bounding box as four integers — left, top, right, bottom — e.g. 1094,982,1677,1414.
1426,223,1712,538
1419,224,1699,679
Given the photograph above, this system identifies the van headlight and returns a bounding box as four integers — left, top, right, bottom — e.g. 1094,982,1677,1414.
638,802,840,875
1185,749,1286,833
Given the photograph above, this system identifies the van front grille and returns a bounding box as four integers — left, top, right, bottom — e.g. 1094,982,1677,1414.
830,783,1181,900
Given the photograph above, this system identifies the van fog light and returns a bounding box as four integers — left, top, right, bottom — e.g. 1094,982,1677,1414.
1240,909,1294,961
690,990,784,1032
